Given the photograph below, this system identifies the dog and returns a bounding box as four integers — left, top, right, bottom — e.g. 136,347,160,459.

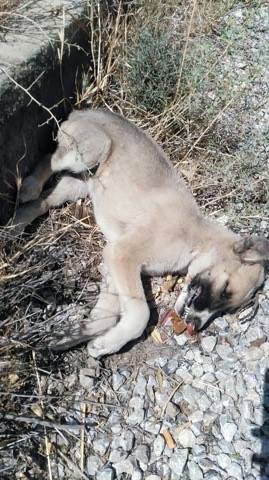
11,109,269,357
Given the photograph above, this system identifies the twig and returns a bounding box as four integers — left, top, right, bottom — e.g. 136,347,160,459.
32,351,52,480
175,0,197,96
56,449,90,480
161,381,183,418
0,412,83,432
0,67,61,131
80,403,86,472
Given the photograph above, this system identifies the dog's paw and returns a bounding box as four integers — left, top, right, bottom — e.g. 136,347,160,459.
87,336,119,358
19,176,42,204
48,323,90,352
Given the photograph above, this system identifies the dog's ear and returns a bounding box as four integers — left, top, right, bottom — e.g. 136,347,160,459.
233,236,269,263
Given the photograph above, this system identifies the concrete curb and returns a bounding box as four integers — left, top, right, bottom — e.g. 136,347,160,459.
0,0,90,224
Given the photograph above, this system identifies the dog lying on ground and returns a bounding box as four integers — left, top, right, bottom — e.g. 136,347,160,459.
11,109,269,357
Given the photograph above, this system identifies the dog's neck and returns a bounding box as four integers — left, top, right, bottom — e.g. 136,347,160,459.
174,217,238,275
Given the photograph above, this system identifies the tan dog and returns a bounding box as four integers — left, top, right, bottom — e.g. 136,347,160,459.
11,109,269,357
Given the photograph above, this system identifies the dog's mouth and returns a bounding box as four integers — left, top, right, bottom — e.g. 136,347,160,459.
182,311,202,335
179,284,204,335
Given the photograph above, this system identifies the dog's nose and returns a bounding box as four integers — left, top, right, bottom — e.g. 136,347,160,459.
185,316,202,331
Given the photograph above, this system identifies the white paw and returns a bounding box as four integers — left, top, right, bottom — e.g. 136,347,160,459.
87,337,119,358
19,176,42,203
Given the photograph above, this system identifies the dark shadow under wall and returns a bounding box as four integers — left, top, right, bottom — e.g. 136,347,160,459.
0,23,90,225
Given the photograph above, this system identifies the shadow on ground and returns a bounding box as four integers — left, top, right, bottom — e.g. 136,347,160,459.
252,368,269,479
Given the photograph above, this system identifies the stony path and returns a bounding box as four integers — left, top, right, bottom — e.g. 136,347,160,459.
61,277,268,480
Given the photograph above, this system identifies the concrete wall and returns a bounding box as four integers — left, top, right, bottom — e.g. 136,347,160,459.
0,1,90,224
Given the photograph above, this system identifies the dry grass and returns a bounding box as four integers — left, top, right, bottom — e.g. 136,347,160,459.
0,0,268,477
0,0,23,25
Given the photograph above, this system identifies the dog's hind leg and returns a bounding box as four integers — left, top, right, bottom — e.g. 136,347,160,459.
19,154,53,204
87,234,150,358
19,121,112,204
11,176,90,233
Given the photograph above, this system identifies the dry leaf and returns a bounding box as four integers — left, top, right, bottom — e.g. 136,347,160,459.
161,275,179,293
150,327,163,344
156,368,164,388
160,309,186,335
162,429,176,449
8,373,19,385
31,404,43,417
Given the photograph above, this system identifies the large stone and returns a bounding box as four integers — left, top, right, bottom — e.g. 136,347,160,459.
96,468,115,480
153,435,165,457
188,461,204,480
169,449,188,475
220,422,237,442
87,455,103,476
176,429,196,448
201,336,217,352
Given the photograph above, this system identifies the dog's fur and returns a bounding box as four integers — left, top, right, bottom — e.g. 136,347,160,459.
11,109,269,357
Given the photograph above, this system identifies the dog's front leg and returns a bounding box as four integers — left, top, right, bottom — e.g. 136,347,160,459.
87,239,150,358
49,265,120,351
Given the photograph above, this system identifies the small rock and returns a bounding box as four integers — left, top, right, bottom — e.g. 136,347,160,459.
216,453,231,470
127,409,145,425
214,318,228,330
144,419,161,435
176,428,196,448
134,445,150,471
188,461,204,480
164,359,178,374
112,372,125,390
175,368,193,384
175,333,188,346
182,385,198,406
132,470,143,480
109,449,128,464
133,375,147,396
169,449,188,475
261,299,269,315
93,436,110,456
242,400,254,420
129,397,144,409
153,435,165,457
79,369,95,390
189,410,203,423
166,402,179,419
203,413,217,429
227,462,243,478
199,394,212,412
201,336,217,352
191,364,204,378
155,459,171,477
96,468,114,480
216,344,234,360
203,471,221,480
87,455,103,476
119,430,135,451
113,457,136,476
220,422,237,442
192,444,206,456
243,346,263,361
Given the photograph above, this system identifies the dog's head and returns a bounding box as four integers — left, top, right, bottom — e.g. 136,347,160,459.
175,236,269,333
